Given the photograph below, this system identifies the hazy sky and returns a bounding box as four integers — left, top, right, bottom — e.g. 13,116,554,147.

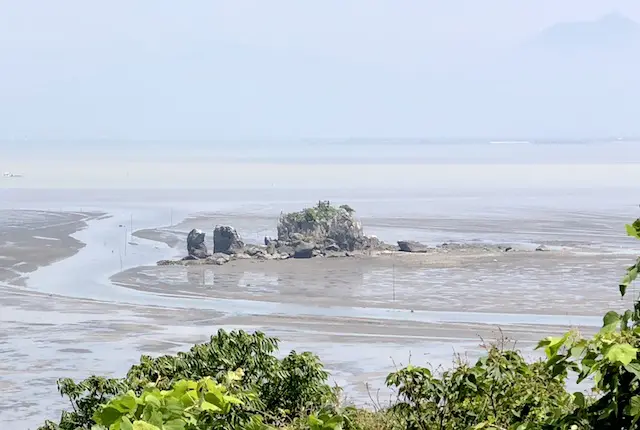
1,1,639,140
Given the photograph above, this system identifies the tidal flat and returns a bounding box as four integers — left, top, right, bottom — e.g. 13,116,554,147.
1,143,640,429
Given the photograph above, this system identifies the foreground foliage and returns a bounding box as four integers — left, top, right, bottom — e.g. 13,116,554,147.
40,330,336,430
39,217,640,429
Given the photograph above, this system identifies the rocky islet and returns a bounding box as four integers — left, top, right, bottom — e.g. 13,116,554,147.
157,201,527,266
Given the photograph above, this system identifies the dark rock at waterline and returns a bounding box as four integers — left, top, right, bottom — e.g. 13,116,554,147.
397,240,429,253
213,225,245,254
293,242,316,258
187,228,209,259
535,245,550,252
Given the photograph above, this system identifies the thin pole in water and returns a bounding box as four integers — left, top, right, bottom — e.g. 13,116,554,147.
124,228,127,256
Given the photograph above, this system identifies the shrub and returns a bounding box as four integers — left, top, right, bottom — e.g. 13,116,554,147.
386,345,572,429
40,330,336,429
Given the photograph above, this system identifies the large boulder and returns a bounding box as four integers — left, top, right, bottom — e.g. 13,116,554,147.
398,240,429,253
186,228,209,259
277,201,368,251
213,225,245,254
293,241,316,258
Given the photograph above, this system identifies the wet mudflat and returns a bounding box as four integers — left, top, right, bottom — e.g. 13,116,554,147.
0,184,637,429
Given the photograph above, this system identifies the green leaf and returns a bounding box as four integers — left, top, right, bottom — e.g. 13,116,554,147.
621,283,628,297
120,417,134,430
573,392,586,408
143,394,160,407
162,419,186,430
222,394,243,405
629,396,640,417
94,406,124,426
111,394,138,414
539,333,570,358
606,343,638,365
132,422,161,430
603,311,620,327
200,401,222,412
621,266,639,297
626,362,640,380
626,223,640,238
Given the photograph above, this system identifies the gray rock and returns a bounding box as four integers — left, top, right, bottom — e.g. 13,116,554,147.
397,240,429,253
187,229,209,259
277,201,369,252
245,246,266,257
213,225,245,254
205,252,231,265
535,245,550,252
293,241,316,258
324,242,341,252
276,244,295,257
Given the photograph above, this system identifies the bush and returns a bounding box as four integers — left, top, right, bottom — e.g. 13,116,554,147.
40,330,336,429
386,345,572,429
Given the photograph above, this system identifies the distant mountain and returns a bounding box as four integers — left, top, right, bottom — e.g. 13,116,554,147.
523,12,640,53
428,13,640,138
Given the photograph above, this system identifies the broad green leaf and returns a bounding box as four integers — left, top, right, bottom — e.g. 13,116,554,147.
603,311,620,327
111,394,138,414
324,415,344,429
93,406,124,426
162,419,186,430
200,401,222,412
621,266,639,297
573,392,586,408
629,396,640,417
180,392,197,407
204,392,224,409
626,363,640,380
120,417,134,430
143,394,160,407
146,410,164,428
539,333,570,358
605,343,638,365
626,223,640,238
308,414,323,426
132,422,161,430
163,397,185,416
222,394,243,405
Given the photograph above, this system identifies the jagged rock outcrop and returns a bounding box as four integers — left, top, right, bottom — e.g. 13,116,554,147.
276,201,372,252
186,229,209,259
213,225,245,254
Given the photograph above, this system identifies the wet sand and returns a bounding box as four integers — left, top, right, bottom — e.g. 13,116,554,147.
0,185,638,429
0,210,107,286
